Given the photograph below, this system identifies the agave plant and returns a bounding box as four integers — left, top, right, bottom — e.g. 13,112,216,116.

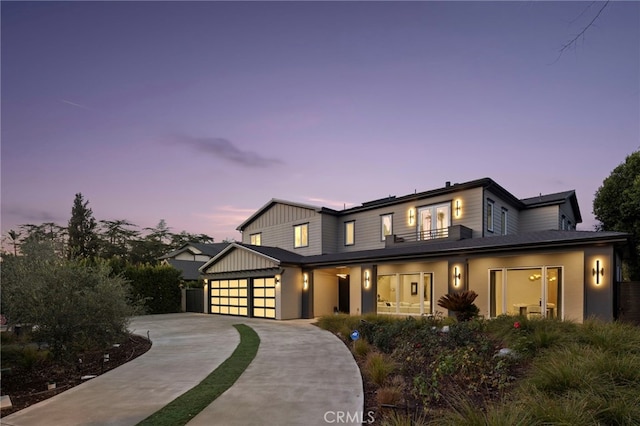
437,290,480,322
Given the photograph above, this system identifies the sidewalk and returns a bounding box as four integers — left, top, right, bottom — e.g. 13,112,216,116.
2,314,363,426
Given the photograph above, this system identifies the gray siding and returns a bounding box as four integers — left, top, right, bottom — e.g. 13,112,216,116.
484,189,520,237
520,205,560,232
241,203,324,255
336,187,485,252
559,202,578,229
321,214,339,253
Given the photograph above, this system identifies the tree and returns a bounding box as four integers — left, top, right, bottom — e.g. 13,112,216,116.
67,193,99,259
1,239,140,361
593,150,640,280
7,229,20,256
98,219,140,259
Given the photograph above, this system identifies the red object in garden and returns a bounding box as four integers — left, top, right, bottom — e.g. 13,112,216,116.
514,321,521,329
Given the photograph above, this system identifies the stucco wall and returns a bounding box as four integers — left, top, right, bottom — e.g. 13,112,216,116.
278,267,302,320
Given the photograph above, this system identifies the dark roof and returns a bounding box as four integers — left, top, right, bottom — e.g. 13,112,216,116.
158,242,229,260
236,243,306,264
300,230,628,266
520,190,582,223
165,259,205,281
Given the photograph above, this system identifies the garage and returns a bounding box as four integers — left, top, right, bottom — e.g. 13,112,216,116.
252,277,276,318
210,279,249,316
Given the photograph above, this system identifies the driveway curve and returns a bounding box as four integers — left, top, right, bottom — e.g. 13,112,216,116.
2,313,363,426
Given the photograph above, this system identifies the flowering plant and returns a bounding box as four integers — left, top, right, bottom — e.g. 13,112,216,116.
514,321,521,329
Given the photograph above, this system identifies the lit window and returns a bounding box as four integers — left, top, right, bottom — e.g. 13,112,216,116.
487,200,494,232
344,221,355,246
294,223,308,248
250,233,262,246
381,214,393,241
501,208,508,235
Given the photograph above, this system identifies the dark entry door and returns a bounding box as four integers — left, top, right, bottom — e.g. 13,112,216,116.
338,276,350,314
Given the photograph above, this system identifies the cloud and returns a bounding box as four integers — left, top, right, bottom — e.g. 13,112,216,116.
2,205,65,226
173,135,284,168
60,99,91,110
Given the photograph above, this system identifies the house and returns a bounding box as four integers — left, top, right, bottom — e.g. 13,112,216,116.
159,242,229,282
198,178,628,322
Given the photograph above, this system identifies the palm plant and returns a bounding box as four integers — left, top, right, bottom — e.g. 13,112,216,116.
437,290,479,322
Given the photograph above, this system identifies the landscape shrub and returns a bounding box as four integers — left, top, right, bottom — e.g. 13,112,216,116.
123,263,182,314
364,351,395,386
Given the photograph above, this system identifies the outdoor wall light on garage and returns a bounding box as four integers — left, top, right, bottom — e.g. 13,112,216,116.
364,270,371,289
592,260,604,285
303,273,309,290
275,275,281,286
453,266,461,287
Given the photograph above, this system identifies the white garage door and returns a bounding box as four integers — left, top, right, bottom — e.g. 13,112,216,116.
210,279,248,316
252,277,276,319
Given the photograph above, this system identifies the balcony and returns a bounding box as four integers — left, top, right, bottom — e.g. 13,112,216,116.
385,225,473,247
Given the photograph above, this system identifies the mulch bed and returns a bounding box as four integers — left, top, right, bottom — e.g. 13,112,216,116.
1,334,151,417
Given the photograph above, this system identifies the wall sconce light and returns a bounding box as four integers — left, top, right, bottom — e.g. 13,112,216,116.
408,208,415,226
453,266,461,287
275,275,281,286
592,260,604,285
455,199,462,218
303,273,309,290
364,270,371,289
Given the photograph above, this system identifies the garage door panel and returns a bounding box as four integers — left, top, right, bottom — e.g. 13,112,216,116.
210,279,249,317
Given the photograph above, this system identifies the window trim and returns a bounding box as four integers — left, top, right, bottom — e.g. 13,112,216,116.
381,214,393,241
500,207,508,235
344,220,355,246
250,232,262,246
486,199,495,232
293,223,309,248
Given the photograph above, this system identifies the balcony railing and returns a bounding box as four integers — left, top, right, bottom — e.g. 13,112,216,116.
385,225,473,247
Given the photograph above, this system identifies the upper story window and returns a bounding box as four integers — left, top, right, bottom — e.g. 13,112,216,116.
501,208,508,235
418,202,450,240
344,221,355,246
561,215,567,230
487,199,495,232
250,233,262,246
381,214,393,241
294,223,309,248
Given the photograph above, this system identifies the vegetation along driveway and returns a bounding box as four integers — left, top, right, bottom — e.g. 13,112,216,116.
2,313,363,426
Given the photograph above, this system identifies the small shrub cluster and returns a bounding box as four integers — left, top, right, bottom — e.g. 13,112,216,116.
122,264,182,314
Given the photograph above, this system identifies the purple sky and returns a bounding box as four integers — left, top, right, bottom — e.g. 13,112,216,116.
2,1,639,243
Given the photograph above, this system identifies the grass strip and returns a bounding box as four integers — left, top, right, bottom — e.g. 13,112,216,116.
137,324,259,426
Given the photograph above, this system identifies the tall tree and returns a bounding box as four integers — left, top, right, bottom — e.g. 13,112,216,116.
593,150,640,280
67,193,99,260
98,219,139,259
7,229,20,256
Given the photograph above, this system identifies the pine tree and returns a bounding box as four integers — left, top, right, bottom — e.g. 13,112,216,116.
67,193,99,259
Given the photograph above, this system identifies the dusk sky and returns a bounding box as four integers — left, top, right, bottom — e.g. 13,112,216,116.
2,1,638,243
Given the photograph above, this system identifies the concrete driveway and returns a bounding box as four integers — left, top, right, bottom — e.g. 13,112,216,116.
2,313,363,426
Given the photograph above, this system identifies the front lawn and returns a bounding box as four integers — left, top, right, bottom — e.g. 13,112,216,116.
317,314,640,425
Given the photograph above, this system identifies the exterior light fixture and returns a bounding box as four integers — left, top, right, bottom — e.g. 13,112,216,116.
275,275,281,286
455,200,462,218
408,208,415,226
303,273,309,290
364,270,371,289
453,266,461,287
592,260,604,285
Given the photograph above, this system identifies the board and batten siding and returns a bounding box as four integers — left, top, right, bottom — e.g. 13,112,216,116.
321,214,339,254
204,248,279,274
520,205,560,232
241,203,324,255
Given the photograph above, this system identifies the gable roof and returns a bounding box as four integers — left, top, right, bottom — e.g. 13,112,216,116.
236,199,338,231
164,258,206,281
520,190,582,223
158,242,229,260
199,242,304,273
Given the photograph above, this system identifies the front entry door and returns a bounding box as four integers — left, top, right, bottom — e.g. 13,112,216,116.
338,276,350,314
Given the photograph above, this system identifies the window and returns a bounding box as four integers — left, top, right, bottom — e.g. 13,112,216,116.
500,208,508,235
381,214,393,241
561,215,566,230
377,272,433,315
490,267,562,319
250,233,262,246
344,221,355,246
294,223,308,248
486,200,494,232
418,202,450,240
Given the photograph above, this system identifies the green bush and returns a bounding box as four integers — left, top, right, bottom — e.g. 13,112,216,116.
364,351,395,386
123,264,182,314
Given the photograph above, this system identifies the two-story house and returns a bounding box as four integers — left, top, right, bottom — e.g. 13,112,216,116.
199,178,628,322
